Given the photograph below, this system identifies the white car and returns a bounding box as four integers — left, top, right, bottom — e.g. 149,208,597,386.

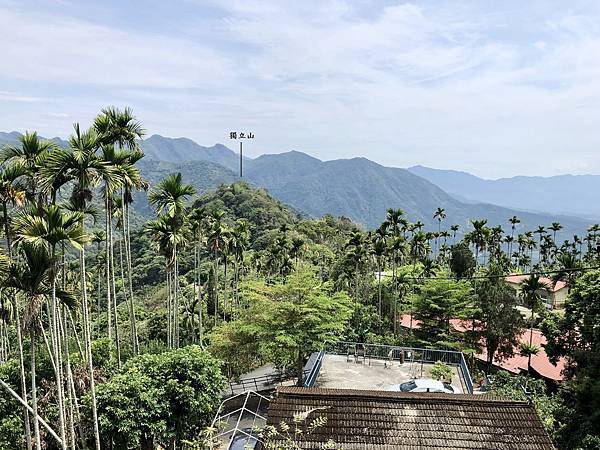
386,378,455,394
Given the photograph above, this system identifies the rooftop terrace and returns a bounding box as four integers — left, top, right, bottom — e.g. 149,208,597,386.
314,354,465,393
306,342,473,394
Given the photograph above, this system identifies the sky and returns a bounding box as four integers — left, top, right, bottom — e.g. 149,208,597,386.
1,0,600,178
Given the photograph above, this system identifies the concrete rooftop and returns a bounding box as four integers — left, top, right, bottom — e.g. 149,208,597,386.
314,354,465,393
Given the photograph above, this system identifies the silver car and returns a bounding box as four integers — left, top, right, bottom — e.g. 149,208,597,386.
386,378,455,394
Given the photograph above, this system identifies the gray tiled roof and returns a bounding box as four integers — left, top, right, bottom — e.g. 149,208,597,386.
265,387,555,449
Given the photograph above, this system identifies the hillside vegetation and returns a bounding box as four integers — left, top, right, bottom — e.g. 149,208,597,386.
2,111,600,448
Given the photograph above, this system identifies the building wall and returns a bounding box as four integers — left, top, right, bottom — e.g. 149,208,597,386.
506,281,567,310
552,288,568,309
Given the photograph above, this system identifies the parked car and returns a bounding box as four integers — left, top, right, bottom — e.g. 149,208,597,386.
386,378,455,394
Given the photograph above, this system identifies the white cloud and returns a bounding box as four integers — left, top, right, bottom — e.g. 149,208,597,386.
2,1,600,177
0,91,44,102
0,8,233,89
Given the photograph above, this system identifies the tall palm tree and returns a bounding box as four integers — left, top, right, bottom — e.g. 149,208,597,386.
119,150,146,354
533,226,546,266
39,125,113,450
94,106,144,356
5,241,76,450
520,275,545,374
508,216,520,256
345,231,366,303
0,164,27,251
549,222,562,244
450,224,459,244
289,236,304,268
148,173,195,346
207,210,228,322
15,205,87,450
433,207,446,257
469,219,489,266
144,214,185,347
188,207,207,344
0,131,56,208
372,237,386,316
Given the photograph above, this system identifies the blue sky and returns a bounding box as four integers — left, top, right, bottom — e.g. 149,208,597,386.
1,0,600,178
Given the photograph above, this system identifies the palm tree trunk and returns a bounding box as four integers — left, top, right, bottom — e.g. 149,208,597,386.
166,270,172,348
80,248,101,450
67,310,83,361
0,321,5,362
96,257,102,340
355,260,359,304
124,198,139,354
196,243,204,347
60,311,77,450
30,328,42,450
193,241,197,343
13,296,33,450
0,378,63,447
377,260,382,316
213,250,219,325
50,245,68,450
108,211,121,367
528,310,534,375
223,258,228,321
174,243,179,348
105,199,113,341
119,238,136,353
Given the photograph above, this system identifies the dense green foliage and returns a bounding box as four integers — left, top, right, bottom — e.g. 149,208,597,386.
210,269,353,382
94,346,224,449
491,371,560,433
2,110,600,449
541,270,600,449
411,275,474,347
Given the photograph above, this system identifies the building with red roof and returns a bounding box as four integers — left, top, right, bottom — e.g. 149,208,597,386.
505,274,568,310
399,315,566,382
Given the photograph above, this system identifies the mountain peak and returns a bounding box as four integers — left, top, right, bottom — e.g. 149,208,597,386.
140,134,243,172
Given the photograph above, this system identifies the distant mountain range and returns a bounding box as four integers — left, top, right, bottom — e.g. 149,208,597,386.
408,165,600,221
242,151,590,235
0,131,595,237
141,134,244,172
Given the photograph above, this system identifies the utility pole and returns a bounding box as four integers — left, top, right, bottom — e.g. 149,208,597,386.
239,141,243,178
229,131,254,178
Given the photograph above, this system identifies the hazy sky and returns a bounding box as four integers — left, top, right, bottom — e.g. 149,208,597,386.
1,0,600,178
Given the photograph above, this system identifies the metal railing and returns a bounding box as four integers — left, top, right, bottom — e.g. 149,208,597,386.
459,352,474,394
303,350,325,387
225,369,310,396
327,341,474,394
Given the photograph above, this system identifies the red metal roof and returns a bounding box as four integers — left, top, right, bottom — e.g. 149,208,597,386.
505,274,567,293
399,315,566,381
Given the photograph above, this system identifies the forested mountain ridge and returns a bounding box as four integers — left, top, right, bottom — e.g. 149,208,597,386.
192,182,305,249
408,165,600,220
139,134,245,172
243,151,592,237
1,131,594,237
133,159,239,218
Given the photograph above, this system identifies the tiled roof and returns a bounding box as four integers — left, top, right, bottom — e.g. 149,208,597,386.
266,387,555,449
398,315,566,381
505,274,567,293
